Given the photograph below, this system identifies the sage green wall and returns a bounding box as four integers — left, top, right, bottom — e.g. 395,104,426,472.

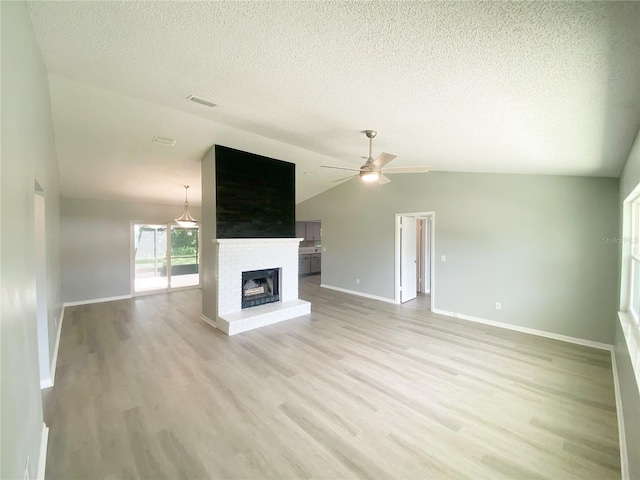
1,2,64,478
61,197,201,303
617,127,640,480
297,172,619,344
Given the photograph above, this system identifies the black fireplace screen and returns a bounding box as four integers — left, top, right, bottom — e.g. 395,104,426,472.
241,268,280,309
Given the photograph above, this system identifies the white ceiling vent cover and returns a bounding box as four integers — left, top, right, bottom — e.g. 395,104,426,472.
188,95,217,108
152,136,176,146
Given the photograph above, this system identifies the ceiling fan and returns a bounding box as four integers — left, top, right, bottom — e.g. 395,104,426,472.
321,130,429,185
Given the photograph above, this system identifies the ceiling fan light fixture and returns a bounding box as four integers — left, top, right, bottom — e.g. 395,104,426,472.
360,171,380,182
175,185,198,227
321,130,426,186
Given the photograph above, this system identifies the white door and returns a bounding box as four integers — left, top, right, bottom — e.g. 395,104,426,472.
400,216,417,303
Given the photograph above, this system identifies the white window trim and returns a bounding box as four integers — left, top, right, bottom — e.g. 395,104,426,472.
619,188,640,389
617,311,640,390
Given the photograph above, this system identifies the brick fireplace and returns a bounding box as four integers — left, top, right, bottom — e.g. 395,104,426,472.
209,238,311,335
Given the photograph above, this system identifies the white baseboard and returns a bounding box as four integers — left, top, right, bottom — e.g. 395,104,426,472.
431,308,612,351
611,349,629,480
201,314,218,329
63,294,131,307
320,284,396,304
37,423,49,480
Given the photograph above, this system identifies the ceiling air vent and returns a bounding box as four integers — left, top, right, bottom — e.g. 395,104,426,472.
153,136,176,147
188,95,217,108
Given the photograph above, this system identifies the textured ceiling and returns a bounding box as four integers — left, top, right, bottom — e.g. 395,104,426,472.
27,1,640,205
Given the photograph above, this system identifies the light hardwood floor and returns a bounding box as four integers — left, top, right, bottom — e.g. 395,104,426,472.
44,276,621,479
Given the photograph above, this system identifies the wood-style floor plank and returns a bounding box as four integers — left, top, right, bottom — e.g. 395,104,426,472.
44,277,621,479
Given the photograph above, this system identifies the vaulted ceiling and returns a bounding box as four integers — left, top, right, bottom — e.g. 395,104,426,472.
27,1,640,206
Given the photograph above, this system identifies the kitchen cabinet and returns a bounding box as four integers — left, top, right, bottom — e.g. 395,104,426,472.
296,221,321,242
306,222,321,241
299,250,321,276
310,253,321,273
299,254,311,275
295,221,306,239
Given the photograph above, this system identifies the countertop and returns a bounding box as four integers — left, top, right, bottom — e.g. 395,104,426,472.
299,247,322,254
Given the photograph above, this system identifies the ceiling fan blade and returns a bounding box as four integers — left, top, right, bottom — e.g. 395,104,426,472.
381,166,430,174
372,152,397,168
377,175,391,185
332,174,357,183
320,165,362,172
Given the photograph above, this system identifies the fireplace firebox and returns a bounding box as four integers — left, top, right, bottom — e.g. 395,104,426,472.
241,268,280,309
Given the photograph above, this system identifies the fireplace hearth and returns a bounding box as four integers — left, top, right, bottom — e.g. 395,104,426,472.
242,268,280,309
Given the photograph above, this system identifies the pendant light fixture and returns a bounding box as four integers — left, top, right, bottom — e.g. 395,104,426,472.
175,185,198,227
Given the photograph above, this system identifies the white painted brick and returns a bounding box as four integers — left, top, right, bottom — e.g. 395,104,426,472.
214,238,307,324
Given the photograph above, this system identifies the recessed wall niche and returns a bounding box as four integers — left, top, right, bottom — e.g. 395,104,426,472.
215,145,295,238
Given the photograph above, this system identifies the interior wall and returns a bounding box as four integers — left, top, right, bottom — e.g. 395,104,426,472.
201,147,217,321
617,126,640,480
1,2,64,478
60,197,201,303
297,172,619,344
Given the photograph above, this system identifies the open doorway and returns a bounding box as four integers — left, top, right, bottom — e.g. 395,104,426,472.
395,212,434,309
34,184,52,388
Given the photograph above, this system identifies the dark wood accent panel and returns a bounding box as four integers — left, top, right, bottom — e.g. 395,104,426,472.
215,145,295,238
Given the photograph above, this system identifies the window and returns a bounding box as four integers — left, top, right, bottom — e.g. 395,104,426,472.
621,188,640,408
133,223,200,294
169,225,200,289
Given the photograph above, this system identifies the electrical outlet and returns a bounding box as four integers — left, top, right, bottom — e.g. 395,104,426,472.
356,278,360,284
440,255,446,262
495,302,502,310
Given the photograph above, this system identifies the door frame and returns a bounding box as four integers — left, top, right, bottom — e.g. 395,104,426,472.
394,211,435,308
398,214,418,303
417,217,430,294
130,222,202,296
34,188,52,388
